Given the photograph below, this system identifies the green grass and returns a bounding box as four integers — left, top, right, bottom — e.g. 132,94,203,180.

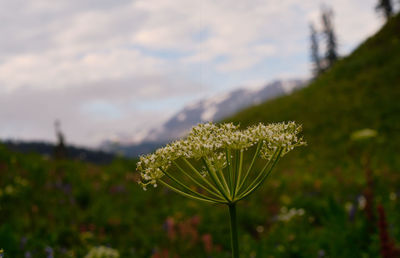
222,14,400,256
1,14,400,258
226,14,400,171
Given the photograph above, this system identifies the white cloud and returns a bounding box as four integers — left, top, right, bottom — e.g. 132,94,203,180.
0,0,384,146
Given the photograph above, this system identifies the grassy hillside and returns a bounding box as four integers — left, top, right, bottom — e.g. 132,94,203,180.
227,14,400,171
222,14,400,256
1,15,400,258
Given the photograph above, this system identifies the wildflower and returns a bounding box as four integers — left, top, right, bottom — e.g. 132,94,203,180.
377,204,400,258
5,185,15,195
84,246,119,258
20,236,27,250
389,192,397,201
138,121,305,203
256,225,264,233
137,121,305,258
45,246,54,258
344,202,353,212
358,195,367,210
350,128,377,141
202,234,213,253
277,207,306,222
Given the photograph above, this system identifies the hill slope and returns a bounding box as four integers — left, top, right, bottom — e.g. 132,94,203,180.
220,16,400,256
226,14,400,173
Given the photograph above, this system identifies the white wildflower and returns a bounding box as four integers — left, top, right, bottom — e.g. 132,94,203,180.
358,195,367,210
137,121,305,199
84,246,119,258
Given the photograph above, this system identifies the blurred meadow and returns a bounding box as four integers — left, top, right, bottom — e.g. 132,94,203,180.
1,1,400,257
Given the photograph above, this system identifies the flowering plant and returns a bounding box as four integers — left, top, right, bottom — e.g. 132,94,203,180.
137,121,305,257
84,246,120,258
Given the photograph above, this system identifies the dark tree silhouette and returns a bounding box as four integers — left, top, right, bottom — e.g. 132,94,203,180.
376,0,393,20
53,120,67,159
310,23,322,77
321,7,338,69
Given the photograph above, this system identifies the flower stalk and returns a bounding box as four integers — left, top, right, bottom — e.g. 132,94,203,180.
229,203,239,258
137,122,305,257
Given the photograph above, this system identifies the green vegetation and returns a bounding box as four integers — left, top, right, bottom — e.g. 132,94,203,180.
136,122,305,258
1,14,400,258
224,13,400,256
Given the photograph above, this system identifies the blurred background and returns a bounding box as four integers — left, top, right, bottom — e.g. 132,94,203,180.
0,0,399,257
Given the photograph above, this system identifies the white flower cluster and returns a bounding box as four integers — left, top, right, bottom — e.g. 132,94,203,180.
137,122,305,189
248,122,305,160
277,206,305,222
84,246,120,258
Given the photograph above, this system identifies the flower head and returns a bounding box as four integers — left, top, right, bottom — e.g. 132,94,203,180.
84,246,119,258
137,121,305,203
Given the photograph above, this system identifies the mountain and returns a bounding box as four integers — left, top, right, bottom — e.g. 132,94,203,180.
103,79,305,157
143,79,305,142
2,140,116,164
100,140,163,158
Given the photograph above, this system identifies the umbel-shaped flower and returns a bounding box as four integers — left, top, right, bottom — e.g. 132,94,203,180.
137,121,305,257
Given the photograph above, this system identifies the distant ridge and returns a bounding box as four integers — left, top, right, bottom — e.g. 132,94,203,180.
102,79,306,157
2,140,116,164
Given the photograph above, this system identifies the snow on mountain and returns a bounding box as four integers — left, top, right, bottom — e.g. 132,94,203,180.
101,79,306,156
143,79,305,143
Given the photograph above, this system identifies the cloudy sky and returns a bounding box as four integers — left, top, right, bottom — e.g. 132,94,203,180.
0,0,385,147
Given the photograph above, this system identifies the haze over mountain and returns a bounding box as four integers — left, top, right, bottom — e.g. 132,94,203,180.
102,79,306,156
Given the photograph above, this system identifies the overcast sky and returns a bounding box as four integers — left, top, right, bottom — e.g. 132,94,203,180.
0,0,385,147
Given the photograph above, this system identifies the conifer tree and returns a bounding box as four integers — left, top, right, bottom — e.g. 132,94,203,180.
321,7,338,69
54,120,67,160
310,23,322,77
376,0,393,20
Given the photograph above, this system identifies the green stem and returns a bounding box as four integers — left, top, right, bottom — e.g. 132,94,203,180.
232,150,239,195
237,148,282,200
226,148,234,193
237,142,262,193
228,203,239,258
172,160,223,199
218,169,231,197
159,168,226,204
201,158,231,202
234,149,244,198
159,180,218,204
182,158,221,194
